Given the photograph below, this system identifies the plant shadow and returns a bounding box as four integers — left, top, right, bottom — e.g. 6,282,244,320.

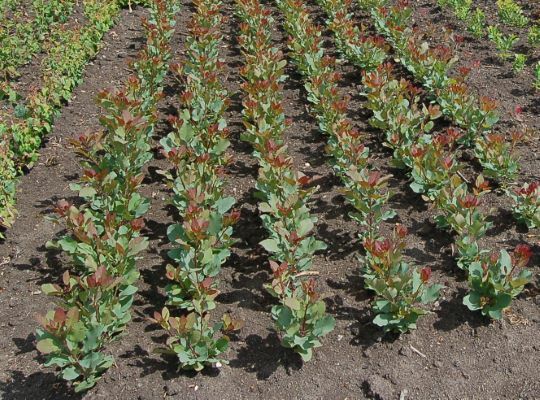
121,345,222,380
433,288,492,332
229,332,303,380
0,370,82,400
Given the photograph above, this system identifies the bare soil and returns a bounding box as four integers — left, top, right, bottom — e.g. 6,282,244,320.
0,1,539,399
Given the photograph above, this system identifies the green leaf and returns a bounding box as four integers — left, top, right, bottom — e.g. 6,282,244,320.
510,276,531,289
298,347,313,362
215,337,229,353
275,306,294,330
424,120,434,132
468,261,484,278
487,308,503,320
494,293,512,311
421,284,442,304
307,238,327,254
120,284,138,297
36,338,60,354
283,297,301,311
463,292,481,311
79,186,96,199
178,119,194,141
128,237,148,256
45,239,60,250
373,313,392,327
69,321,87,343
74,378,98,393
41,283,61,295
61,366,80,381
260,238,279,253
382,209,397,221
83,325,104,352
57,237,78,253
216,196,235,215
43,355,70,368
297,218,314,236
258,202,273,213
410,181,425,194
313,315,335,337
499,250,512,272
213,138,230,155
484,112,499,127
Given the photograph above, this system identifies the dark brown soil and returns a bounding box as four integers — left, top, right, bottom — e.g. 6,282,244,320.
0,1,539,400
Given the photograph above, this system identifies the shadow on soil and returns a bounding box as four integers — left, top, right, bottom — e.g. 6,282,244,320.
229,332,303,380
434,288,491,332
126,331,300,382
0,370,82,400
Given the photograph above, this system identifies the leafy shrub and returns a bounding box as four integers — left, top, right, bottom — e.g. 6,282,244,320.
487,25,518,61
36,0,178,389
240,0,334,358
464,245,533,319
528,25,540,47
154,0,241,370
363,226,442,333
474,132,521,185
512,53,527,73
509,182,540,228
497,0,528,28
317,0,388,71
467,8,486,38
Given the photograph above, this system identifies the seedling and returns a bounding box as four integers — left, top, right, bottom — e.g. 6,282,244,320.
464,245,533,319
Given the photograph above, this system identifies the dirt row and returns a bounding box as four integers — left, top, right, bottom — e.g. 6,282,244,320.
0,1,538,399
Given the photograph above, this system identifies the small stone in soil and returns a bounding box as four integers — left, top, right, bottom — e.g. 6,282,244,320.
398,346,411,357
363,374,396,400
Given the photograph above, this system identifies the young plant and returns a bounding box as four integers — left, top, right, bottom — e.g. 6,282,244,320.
0,128,17,236
368,1,501,146
0,0,76,80
497,0,528,28
157,162,238,307
317,0,388,72
240,0,334,359
154,0,240,370
467,7,486,38
157,130,239,369
474,132,521,186
512,53,527,73
452,0,472,21
436,0,450,5
281,0,444,335
487,25,518,61
36,0,178,390
439,85,499,145
435,175,492,269
47,201,148,286
36,268,127,392
70,97,152,220
408,129,462,200
363,0,533,320
362,63,442,165
363,225,443,333
528,25,540,47
342,169,395,240
508,181,540,229
463,245,533,319
257,161,332,360
268,267,335,361
534,61,540,90
0,0,122,232
152,307,242,371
